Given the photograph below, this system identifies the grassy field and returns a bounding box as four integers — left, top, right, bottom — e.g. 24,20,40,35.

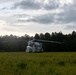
0,52,76,75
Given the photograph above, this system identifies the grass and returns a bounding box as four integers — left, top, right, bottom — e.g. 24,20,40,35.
0,52,76,75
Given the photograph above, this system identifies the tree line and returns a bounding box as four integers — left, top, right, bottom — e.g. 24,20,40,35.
0,31,76,52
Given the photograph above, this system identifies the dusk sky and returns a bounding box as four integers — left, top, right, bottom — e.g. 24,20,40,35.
0,0,76,36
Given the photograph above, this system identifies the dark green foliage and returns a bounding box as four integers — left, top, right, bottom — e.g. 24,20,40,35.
55,73,60,75
0,52,76,75
34,31,76,52
39,61,47,67
44,32,51,40
0,31,76,52
34,33,40,39
57,60,65,66
72,59,76,64
17,62,27,69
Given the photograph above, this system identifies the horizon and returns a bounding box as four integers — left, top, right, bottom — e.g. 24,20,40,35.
0,31,75,37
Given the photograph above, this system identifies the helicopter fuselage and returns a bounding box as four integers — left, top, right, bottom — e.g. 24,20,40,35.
26,41,43,52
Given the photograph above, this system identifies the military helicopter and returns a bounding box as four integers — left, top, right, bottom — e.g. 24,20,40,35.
26,39,61,52
2,39,61,52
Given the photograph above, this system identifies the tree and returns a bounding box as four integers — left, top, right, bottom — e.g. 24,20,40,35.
34,33,40,39
40,33,45,40
44,32,51,40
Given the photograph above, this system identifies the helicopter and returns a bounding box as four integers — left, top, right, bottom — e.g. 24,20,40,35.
1,39,61,52
26,39,61,52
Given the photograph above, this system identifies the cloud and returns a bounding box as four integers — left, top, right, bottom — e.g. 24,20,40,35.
2,0,76,25
0,1,16,10
13,0,42,10
2,27,17,32
0,0,20,3
0,7,8,10
18,13,56,24
56,0,76,24
66,24,76,29
13,14,29,18
43,0,60,10
1,0,76,25
12,0,76,25
13,0,60,10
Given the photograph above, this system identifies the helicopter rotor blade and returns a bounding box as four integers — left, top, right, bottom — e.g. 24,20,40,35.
33,39,61,44
2,40,28,43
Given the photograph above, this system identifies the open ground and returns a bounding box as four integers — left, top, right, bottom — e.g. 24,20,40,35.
0,52,76,75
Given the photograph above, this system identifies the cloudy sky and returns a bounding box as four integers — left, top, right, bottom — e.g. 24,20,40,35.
0,0,76,36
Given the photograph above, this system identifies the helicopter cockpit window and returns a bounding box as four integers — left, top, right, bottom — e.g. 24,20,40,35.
34,42,42,50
